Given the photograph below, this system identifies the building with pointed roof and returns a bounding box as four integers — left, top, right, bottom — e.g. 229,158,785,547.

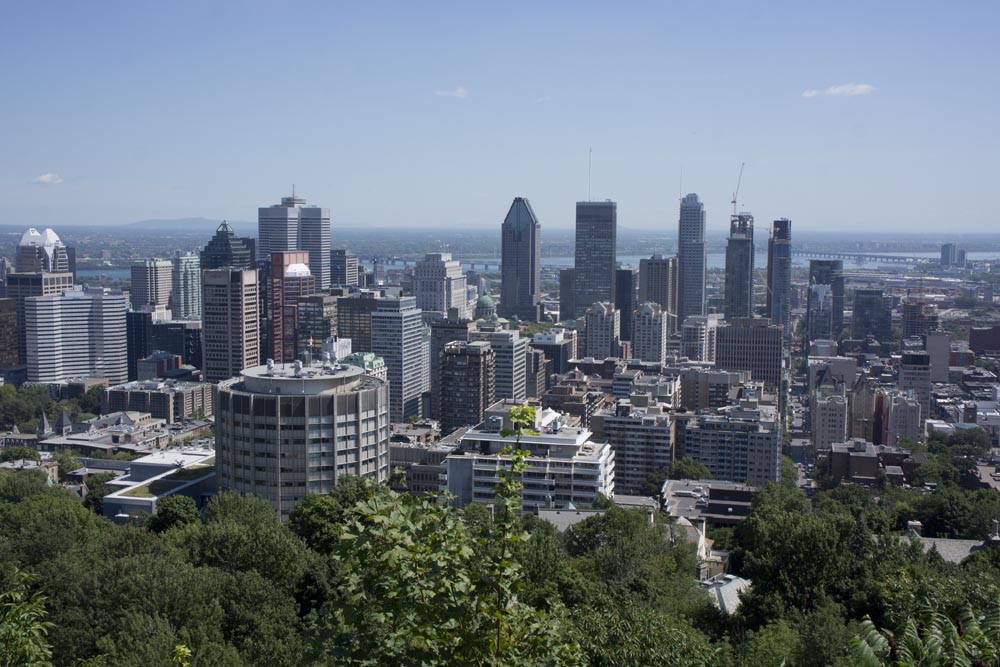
499,197,542,321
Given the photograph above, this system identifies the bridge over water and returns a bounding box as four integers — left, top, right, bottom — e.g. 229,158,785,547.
790,250,929,264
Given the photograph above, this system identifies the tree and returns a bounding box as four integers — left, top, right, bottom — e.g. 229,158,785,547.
780,455,799,489
853,605,1000,666
739,619,801,667
668,456,711,481
146,495,199,533
572,603,723,667
82,473,118,514
0,568,54,667
0,447,40,463
638,467,670,497
286,475,379,553
50,450,81,481
316,405,584,666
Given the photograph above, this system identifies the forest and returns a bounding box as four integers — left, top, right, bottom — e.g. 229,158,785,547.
2,432,1000,665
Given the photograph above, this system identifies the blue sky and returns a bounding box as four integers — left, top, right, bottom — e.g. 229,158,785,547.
1,1,997,232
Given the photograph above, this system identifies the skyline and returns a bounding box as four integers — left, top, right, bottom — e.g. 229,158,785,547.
2,2,998,232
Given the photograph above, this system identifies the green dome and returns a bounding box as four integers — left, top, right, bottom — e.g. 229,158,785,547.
477,294,495,307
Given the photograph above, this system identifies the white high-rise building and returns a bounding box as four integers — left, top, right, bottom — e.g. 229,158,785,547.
258,193,331,290
25,288,128,385
813,394,848,451
470,326,527,402
130,259,172,307
170,252,201,320
414,253,468,318
882,390,922,445
632,302,668,363
584,302,620,359
681,314,724,362
372,296,428,422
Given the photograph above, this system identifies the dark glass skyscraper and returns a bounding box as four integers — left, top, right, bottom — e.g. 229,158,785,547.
200,222,254,270
614,268,638,342
853,288,892,344
765,218,792,336
807,260,845,340
724,213,755,320
677,194,706,325
499,197,541,321
573,201,617,317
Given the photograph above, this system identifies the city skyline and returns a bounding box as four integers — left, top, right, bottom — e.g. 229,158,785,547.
2,3,997,232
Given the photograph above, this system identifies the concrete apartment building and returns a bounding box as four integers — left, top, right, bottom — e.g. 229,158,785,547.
590,393,672,495
215,361,390,520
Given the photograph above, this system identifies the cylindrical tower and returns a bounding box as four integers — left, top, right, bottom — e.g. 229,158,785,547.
215,361,390,519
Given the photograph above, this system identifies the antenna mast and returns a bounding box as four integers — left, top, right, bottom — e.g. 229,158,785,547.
731,162,745,216
588,148,592,201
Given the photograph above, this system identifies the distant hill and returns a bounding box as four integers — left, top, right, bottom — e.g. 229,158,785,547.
127,218,255,234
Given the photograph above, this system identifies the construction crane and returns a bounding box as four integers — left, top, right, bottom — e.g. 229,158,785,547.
731,162,745,216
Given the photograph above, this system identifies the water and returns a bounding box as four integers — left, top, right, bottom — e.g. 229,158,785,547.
77,268,130,280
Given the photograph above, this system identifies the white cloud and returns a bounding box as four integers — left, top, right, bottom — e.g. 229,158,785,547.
533,95,552,104
802,83,876,99
31,172,64,185
436,86,468,99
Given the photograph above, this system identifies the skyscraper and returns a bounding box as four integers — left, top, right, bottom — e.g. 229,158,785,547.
0,299,17,369
295,294,337,358
724,213,755,320
337,292,380,353
126,304,172,380
715,318,783,388
258,193,331,290
853,289,892,344
170,252,201,320
638,254,674,313
266,251,315,364
469,326,527,402
440,340,496,435
614,268,638,342
200,222,254,271
130,259,173,307
16,227,71,274
6,271,74,365
429,308,477,420
573,201,617,317
201,268,259,382
677,194,706,324
583,302,621,359
330,249,359,287
807,260,844,341
414,253,467,318
559,268,576,322
632,302,668,363
25,289,128,385
371,296,428,422
765,219,792,336
499,197,542,321
898,351,931,421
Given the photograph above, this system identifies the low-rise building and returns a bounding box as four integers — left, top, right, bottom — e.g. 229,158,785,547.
443,400,615,509
103,380,214,424
101,446,217,522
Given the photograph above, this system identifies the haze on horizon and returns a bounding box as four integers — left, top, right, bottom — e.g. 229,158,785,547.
1,2,997,233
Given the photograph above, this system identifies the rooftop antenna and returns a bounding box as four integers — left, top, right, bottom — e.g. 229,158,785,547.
731,162,745,216
588,148,592,201
292,183,296,199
